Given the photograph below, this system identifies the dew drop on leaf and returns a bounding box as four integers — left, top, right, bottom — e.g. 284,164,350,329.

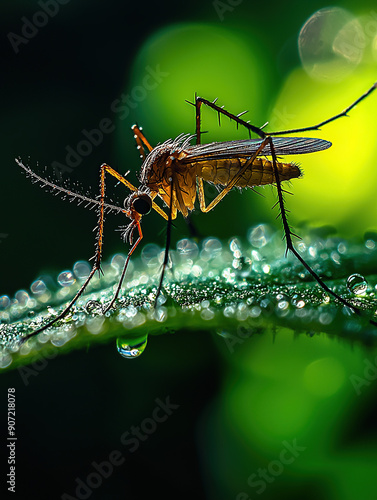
57,271,76,287
346,274,367,295
85,300,103,315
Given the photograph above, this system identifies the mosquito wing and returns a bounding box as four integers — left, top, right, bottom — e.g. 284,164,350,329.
183,137,331,162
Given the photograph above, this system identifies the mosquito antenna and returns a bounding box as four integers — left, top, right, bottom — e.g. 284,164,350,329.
16,158,127,216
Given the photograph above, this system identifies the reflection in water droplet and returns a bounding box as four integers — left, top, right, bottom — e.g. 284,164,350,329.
365,239,376,250
222,267,236,283
110,254,127,274
298,7,363,81
57,271,76,287
346,273,367,295
85,300,103,315
292,294,306,308
116,335,148,358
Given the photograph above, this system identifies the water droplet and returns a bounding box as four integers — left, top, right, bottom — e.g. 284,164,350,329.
201,308,215,320
223,306,236,318
277,300,289,310
200,238,222,260
141,244,161,266
0,295,10,309
247,224,271,248
30,279,47,296
0,350,12,369
57,271,76,287
85,300,103,315
176,239,199,258
155,294,167,307
337,242,347,254
229,238,242,258
154,307,167,322
292,294,305,308
346,273,367,295
222,267,236,283
116,335,148,358
15,290,30,306
298,7,363,81
365,239,376,250
262,264,271,274
73,261,91,280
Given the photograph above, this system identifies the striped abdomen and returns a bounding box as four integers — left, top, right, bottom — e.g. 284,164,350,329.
194,158,301,188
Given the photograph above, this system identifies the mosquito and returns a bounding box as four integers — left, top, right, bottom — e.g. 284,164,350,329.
16,81,377,342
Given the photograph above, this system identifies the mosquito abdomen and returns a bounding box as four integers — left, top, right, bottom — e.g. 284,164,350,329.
196,158,301,187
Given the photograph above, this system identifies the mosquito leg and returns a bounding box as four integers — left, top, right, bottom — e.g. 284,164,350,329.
20,163,111,342
103,221,143,312
193,96,266,140
193,100,271,213
131,124,154,161
267,82,377,136
154,179,175,306
267,136,377,327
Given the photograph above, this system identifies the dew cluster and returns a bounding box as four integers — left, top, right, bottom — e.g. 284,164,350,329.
1,224,377,367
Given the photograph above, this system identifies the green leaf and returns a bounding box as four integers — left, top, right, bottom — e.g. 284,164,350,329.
1,225,377,371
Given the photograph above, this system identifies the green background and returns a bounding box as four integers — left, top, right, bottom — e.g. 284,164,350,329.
1,1,377,499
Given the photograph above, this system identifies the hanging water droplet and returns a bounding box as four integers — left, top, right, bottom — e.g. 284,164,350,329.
85,300,103,315
57,271,76,287
346,273,368,295
116,335,148,359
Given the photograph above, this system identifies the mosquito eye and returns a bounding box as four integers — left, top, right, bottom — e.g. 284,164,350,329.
132,194,152,215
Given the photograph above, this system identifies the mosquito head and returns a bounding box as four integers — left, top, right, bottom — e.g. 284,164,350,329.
124,191,152,217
